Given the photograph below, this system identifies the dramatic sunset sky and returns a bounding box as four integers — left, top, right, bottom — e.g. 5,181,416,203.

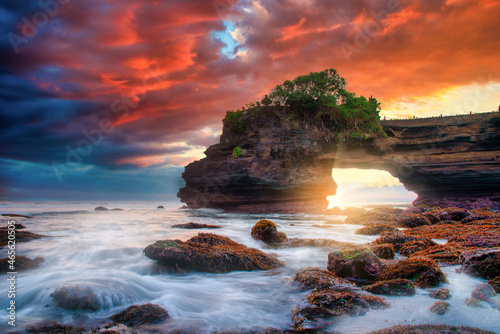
0,0,499,201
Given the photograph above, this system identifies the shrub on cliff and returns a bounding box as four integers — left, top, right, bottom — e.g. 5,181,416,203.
232,146,242,158
223,110,244,132
267,68,385,138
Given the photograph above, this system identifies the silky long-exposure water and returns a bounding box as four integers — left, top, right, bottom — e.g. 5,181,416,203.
0,201,499,333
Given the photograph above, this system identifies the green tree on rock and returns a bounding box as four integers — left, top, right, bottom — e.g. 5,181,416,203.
261,95,272,106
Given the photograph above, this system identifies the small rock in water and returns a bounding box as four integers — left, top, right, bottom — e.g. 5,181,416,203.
110,303,169,327
429,301,450,315
430,288,451,300
364,279,416,296
172,222,221,229
465,298,484,308
157,205,165,209
251,219,287,245
0,223,26,229
327,248,386,284
94,206,108,211
111,208,123,211
293,267,354,292
50,285,99,311
458,249,500,279
355,224,398,235
471,283,497,302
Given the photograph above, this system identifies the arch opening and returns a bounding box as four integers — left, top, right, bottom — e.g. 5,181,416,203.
327,168,417,209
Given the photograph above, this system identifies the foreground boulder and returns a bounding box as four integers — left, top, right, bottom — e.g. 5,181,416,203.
0,256,44,273
110,303,169,327
251,219,287,245
327,248,386,284
364,279,416,296
144,233,283,273
293,267,354,291
377,257,447,288
291,289,389,330
457,249,500,279
368,324,496,334
50,285,99,311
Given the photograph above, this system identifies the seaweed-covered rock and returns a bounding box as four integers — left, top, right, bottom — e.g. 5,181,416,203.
400,214,431,228
421,212,441,224
463,209,500,223
429,301,450,315
50,285,99,311
344,211,400,226
372,232,435,252
457,249,500,279
411,244,463,265
0,229,46,249
327,248,386,284
110,303,169,327
432,207,469,221
0,256,44,273
251,219,287,245
377,257,447,288
461,234,500,248
399,241,433,257
489,276,500,293
368,324,496,334
293,267,354,291
291,290,389,329
94,206,108,211
430,288,451,300
364,279,416,296
369,243,395,260
172,222,222,229
471,283,497,302
355,225,397,235
144,233,283,273
465,298,484,308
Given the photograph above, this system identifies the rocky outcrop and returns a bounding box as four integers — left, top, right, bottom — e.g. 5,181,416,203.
178,110,500,212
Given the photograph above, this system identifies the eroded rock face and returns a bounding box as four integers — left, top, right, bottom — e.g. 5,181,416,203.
178,111,500,212
143,233,283,273
458,249,500,279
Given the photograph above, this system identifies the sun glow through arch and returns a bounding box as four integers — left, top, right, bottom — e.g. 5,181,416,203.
327,168,417,208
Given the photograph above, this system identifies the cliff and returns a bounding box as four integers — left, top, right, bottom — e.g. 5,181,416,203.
178,109,500,212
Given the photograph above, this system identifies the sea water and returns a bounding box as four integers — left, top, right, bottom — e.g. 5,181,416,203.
0,201,499,333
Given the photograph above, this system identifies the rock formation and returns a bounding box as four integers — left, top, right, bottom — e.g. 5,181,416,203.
178,109,500,212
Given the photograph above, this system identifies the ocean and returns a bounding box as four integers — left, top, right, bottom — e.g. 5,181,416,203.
0,200,499,333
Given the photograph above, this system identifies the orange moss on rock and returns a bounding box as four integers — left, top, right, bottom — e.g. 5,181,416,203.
372,232,435,252
355,224,398,235
344,211,401,226
369,243,395,259
293,267,354,292
410,244,463,265
430,207,470,221
364,279,416,296
377,257,447,288
399,240,434,257
251,219,287,245
400,214,432,228
144,233,283,273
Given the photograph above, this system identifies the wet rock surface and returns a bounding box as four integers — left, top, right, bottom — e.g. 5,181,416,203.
364,279,416,296
144,233,283,273
110,303,169,327
50,285,100,311
327,248,386,284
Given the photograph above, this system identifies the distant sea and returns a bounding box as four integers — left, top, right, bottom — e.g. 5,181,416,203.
0,201,498,333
